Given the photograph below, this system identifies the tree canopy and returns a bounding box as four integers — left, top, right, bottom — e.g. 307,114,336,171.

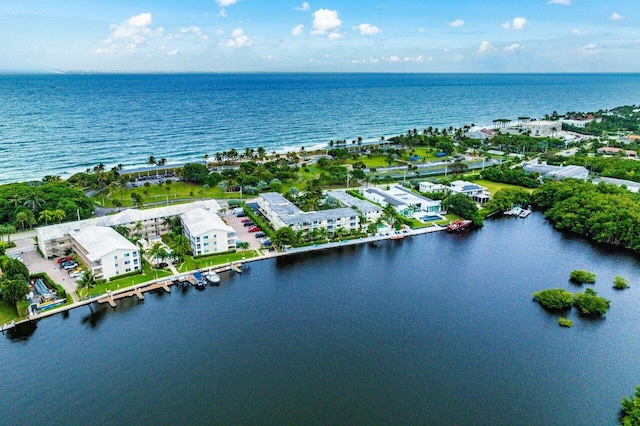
532,289,574,310
573,288,610,316
442,193,483,226
533,179,640,251
621,385,640,426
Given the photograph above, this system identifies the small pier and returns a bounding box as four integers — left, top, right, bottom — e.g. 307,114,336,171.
231,263,243,274
504,206,522,216
98,280,175,308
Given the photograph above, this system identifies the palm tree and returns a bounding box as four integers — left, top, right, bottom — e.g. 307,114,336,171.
158,158,167,175
134,221,143,237
237,241,250,252
113,225,131,238
147,155,156,177
146,241,166,267
15,211,31,231
52,209,66,223
170,235,192,261
38,209,54,226
23,192,44,212
76,272,96,299
202,154,209,165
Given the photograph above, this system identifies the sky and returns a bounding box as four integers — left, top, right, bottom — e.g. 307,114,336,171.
0,0,638,72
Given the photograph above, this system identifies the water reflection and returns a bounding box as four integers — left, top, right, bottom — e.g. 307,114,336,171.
6,321,37,342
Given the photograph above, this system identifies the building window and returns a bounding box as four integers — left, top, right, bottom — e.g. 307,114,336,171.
204,249,209,254
203,235,209,240
196,237,201,242
134,259,138,264
124,253,130,257
115,263,118,267
204,242,209,247
126,268,131,272
114,255,118,260
133,252,138,257
116,271,120,275
124,260,130,265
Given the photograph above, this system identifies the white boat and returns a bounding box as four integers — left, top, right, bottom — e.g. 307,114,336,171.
205,272,221,285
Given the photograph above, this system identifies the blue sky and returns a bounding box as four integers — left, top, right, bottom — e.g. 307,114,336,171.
0,0,638,72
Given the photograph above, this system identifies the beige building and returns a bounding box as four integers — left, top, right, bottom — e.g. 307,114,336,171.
70,226,141,280
181,208,237,256
37,200,222,259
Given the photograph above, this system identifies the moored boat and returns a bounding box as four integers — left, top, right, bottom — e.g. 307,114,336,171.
446,219,473,232
205,272,221,286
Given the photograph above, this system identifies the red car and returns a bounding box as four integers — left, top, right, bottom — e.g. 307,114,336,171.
57,256,73,263
241,218,252,223
248,226,261,233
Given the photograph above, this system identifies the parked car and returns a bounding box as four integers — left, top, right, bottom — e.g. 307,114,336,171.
57,256,73,263
248,226,261,233
232,207,244,214
63,263,78,270
243,221,255,227
236,212,247,217
241,218,252,223
70,267,83,274
11,256,24,263
254,232,265,238
69,270,84,278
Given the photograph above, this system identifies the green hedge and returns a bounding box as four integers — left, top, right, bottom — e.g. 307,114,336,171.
16,300,30,318
243,206,276,240
109,269,143,282
30,272,66,300
193,249,236,260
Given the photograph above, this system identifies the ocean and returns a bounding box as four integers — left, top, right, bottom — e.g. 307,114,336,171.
1,73,640,183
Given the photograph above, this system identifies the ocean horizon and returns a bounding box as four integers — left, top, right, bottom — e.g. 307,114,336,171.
1,72,639,183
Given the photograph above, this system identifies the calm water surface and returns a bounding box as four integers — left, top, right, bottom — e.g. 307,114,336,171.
2,214,640,425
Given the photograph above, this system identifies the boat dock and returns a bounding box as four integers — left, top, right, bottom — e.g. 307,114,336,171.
98,280,174,308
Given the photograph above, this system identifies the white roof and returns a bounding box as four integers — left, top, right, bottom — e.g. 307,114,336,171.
37,200,222,242
70,226,138,262
181,208,234,237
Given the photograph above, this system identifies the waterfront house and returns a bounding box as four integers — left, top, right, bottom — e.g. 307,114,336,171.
180,208,237,256
70,226,140,280
449,181,490,203
363,185,442,215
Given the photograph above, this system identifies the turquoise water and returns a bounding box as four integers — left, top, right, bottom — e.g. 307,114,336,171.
1,73,640,183
1,214,640,425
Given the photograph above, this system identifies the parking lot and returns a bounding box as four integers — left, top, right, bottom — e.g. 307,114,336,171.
224,210,264,251
20,251,79,300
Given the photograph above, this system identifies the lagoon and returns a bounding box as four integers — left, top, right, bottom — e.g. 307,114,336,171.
1,213,640,425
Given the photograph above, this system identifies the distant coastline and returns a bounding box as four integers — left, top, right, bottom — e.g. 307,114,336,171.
2,73,640,183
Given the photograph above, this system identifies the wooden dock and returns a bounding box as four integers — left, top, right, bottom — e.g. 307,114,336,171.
98,280,175,308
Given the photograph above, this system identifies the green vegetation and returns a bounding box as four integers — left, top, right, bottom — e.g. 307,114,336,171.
532,289,574,310
572,156,640,184
573,288,610,316
481,165,540,188
484,188,532,216
563,105,640,136
613,275,630,290
0,181,93,229
0,300,19,324
176,251,257,273
620,385,640,426
442,193,483,226
0,256,30,319
558,317,573,328
533,180,640,251
569,270,596,284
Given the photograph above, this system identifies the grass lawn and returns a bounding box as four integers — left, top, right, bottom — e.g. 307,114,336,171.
0,300,20,324
87,262,173,297
177,250,258,272
435,213,461,226
96,181,243,208
473,179,535,196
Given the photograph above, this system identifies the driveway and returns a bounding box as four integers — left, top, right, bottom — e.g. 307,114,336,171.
21,251,79,301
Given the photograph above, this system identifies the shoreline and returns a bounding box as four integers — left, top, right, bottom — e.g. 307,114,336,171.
2,225,444,330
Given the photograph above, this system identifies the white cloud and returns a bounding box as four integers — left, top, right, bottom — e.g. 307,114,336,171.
478,41,497,53
403,55,424,62
547,0,571,4
502,17,528,30
504,43,522,52
215,0,238,6
295,2,310,11
356,23,381,35
225,28,252,47
418,27,425,32
610,12,625,21
292,24,304,36
581,43,599,54
180,26,208,40
453,54,463,61
352,56,380,64
447,19,464,28
217,9,228,18
261,54,274,60
572,29,586,35
93,12,165,54
167,49,179,56
383,56,401,62
311,9,342,35
328,32,343,41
